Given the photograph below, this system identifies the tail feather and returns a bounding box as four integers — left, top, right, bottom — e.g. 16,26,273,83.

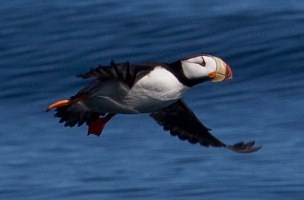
55,106,100,127
47,99,102,127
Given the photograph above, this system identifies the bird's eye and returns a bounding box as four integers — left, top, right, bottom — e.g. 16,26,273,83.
200,57,206,67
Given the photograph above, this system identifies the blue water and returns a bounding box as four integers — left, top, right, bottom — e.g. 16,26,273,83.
1,1,304,199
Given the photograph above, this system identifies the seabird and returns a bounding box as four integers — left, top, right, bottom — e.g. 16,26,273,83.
47,54,261,153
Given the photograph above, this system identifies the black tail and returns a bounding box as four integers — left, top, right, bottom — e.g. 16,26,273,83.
53,104,102,127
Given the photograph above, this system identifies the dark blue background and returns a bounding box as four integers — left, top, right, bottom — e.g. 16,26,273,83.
1,1,304,199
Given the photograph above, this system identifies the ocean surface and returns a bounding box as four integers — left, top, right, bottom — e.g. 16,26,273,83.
1,1,304,199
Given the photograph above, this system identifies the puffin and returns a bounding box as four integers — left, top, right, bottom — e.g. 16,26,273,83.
47,54,261,153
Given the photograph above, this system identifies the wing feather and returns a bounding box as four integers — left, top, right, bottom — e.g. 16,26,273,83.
150,100,261,153
78,61,153,88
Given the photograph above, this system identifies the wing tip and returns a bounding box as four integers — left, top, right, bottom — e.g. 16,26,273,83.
225,141,262,153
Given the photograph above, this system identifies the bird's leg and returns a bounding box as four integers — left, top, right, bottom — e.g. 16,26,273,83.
88,113,116,136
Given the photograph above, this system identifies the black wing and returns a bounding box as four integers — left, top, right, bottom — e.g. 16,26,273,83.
150,100,261,153
78,61,154,88
53,61,153,127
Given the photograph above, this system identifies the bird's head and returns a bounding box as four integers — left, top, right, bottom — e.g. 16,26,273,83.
181,55,233,83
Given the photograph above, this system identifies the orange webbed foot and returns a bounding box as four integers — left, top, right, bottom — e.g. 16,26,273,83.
46,100,70,111
88,113,115,136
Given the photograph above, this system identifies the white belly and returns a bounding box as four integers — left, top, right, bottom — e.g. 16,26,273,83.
123,67,189,113
82,67,189,114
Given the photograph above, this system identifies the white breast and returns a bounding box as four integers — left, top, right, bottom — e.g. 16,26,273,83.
124,67,189,112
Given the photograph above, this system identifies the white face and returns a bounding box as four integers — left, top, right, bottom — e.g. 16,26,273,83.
181,55,231,82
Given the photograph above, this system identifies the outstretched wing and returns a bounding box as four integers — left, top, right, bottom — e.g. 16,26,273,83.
150,100,261,153
78,61,154,88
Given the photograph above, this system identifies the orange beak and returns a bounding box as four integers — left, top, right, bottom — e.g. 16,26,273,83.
209,57,233,82
224,64,233,80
